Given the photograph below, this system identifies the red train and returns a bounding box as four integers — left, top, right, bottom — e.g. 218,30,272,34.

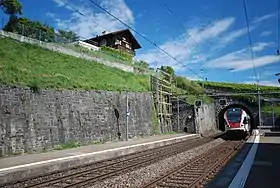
224,108,250,133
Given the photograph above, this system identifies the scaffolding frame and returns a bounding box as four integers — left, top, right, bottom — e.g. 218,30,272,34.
150,68,173,133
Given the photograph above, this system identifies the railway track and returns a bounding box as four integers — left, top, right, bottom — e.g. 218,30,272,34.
141,137,247,188
1,136,219,188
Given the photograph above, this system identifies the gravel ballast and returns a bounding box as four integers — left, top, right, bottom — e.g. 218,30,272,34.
88,138,225,188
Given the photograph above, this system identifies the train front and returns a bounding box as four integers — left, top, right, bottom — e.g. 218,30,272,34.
224,108,249,133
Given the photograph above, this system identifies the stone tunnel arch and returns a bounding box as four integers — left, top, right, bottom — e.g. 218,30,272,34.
217,103,256,132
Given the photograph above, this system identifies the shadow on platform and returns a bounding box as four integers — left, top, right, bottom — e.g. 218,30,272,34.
264,132,280,137
207,137,280,188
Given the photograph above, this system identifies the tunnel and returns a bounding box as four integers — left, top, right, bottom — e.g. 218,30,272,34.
217,103,256,132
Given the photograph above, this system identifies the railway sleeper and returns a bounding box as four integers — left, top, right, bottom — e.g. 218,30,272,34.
168,178,196,183
158,182,192,188
170,176,198,181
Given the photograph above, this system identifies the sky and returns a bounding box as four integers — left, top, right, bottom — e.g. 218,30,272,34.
1,0,280,86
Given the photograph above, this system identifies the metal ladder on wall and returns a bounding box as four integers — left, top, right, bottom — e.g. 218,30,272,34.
150,68,172,133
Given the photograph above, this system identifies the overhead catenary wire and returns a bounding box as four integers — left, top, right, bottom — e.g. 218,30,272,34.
276,0,280,80
87,0,204,80
55,0,206,94
277,0,280,55
162,1,208,79
243,0,263,128
242,0,259,89
162,1,242,84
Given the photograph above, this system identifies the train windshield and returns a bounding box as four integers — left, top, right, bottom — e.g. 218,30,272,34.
226,108,242,123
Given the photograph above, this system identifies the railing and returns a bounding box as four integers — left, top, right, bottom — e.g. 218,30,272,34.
114,44,135,56
83,39,99,47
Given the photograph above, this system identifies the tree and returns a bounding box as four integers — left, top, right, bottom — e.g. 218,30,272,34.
160,65,175,77
135,60,149,69
160,65,175,81
4,17,56,42
174,76,203,94
0,0,22,16
57,30,79,43
134,60,150,74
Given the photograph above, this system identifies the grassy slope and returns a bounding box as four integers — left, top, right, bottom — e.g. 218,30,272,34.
172,85,213,104
196,81,280,108
1,36,258,106
0,37,149,91
262,105,280,114
66,44,133,66
198,81,280,92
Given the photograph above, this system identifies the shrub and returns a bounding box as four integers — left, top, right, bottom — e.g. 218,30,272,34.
174,76,204,94
101,46,133,63
198,81,280,92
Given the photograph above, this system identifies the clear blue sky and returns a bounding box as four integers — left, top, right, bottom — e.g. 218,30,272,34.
1,0,280,86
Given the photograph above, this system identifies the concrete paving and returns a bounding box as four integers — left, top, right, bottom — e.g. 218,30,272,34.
244,136,280,188
0,133,198,184
208,131,280,188
206,134,255,188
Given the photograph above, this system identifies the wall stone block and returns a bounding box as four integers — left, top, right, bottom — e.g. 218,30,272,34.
0,85,154,156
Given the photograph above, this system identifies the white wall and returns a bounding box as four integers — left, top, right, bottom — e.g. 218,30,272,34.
73,41,100,51
195,103,219,136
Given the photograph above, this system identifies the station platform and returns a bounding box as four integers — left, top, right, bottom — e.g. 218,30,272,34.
243,134,280,188
207,130,280,188
0,133,199,184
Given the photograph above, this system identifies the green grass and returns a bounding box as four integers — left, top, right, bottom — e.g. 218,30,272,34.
198,81,280,92
67,44,157,76
0,37,149,91
183,94,213,105
53,142,82,150
262,105,280,115
53,140,107,151
66,44,134,66
0,37,238,106
172,85,213,105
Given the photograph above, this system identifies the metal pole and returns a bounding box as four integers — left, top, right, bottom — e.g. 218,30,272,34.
155,68,160,132
126,92,129,141
169,72,172,130
257,73,262,129
177,97,179,133
156,68,159,111
148,75,151,91
272,103,275,127
258,91,261,126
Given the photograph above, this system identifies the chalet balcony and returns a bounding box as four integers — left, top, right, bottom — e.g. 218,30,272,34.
114,44,135,56
84,40,99,47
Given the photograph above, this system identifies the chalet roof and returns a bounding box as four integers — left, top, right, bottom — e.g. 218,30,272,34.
85,29,141,49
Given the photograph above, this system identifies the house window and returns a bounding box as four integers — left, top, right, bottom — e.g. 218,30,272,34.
115,39,121,45
100,38,107,46
125,43,131,49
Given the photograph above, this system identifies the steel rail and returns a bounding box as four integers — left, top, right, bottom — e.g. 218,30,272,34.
43,138,211,188
0,137,200,188
2,137,217,188
141,137,247,188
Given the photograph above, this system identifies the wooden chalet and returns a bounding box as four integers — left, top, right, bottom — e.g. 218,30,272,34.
83,29,141,56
